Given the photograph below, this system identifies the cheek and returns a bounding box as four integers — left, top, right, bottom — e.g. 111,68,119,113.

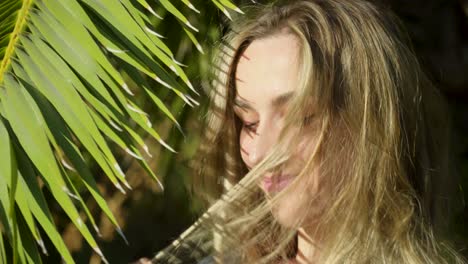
271,179,314,227
239,130,251,163
272,140,323,226
294,130,322,172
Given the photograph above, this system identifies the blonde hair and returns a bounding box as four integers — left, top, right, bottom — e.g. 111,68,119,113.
156,0,465,263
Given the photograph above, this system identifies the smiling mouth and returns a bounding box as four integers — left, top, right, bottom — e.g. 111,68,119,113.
261,175,294,193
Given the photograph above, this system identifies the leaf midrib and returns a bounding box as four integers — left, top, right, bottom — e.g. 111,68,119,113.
0,0,34,85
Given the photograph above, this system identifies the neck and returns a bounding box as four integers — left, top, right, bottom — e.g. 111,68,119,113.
295,227,320,264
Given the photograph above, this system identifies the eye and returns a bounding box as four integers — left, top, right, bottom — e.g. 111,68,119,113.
243,121,258,132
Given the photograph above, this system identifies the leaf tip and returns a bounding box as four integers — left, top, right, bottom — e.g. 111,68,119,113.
37,239,48,255
125,148,143,160
116,227,129,245
143,144,152,157
185,21,199,32
222,8,232,20
113,163,126,177
123,180,132,190
155,77,172,89
122,83,134,96
109,120,123,132
235,7,244,14
105,47,127,54
115,183,126,194
93,247,109,264
145,26,166,38
196,44,205,54
169,65,178,75
61,159,76,172
62,186,80,200
93,224,102,237
188,3,201,13
147,6,163,19
158,139,176,153
172,58,187,67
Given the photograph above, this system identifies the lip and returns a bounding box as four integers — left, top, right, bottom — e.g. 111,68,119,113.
261,174,294,193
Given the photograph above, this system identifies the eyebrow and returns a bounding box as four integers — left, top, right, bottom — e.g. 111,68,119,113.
234,91,294,110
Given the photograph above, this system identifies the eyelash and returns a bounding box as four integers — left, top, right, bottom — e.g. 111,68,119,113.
241,115,314,132
243,121,258,132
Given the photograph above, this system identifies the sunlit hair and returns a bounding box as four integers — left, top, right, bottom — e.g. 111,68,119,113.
156,0,465,263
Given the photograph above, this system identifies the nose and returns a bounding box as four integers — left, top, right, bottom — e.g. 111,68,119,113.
244,121,279,168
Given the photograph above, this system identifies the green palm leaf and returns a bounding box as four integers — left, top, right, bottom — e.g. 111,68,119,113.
0,0,240,263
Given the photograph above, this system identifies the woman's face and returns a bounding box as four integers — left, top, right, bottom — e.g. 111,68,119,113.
233,32,322,227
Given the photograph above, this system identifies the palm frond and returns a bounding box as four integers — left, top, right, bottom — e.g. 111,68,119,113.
0,0,240,263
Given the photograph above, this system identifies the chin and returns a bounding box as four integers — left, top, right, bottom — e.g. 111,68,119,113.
270,194,307,228
269,189,323,230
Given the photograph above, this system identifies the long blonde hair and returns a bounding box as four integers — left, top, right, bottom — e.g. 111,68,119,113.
156,0,465,263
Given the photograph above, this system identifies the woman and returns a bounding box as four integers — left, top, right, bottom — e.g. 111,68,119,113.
153,0,465,263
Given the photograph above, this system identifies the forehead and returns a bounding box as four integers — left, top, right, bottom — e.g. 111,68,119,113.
234,33,301,108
